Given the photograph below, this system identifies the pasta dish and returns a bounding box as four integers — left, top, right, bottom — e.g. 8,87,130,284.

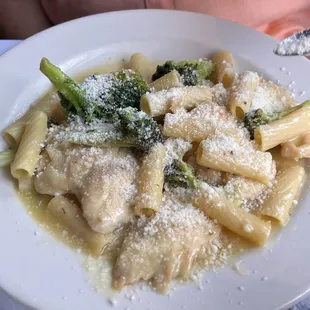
0,52,308,293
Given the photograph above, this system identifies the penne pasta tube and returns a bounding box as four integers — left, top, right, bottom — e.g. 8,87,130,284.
47,196,107,254
163,138,192,166
228,71,260,120
258,79,297,112
212,51,235,88
163,102,238,142
11,111,47,181
18,176,34,191
260,166,306,226
223,175,267,204
3,96,65,147
196,132,276,186
140,86,212,117
128,53,156,82
149,70,183,91
255,102,310,151
134,143,166,217
193,186,271,246
0,148,16,167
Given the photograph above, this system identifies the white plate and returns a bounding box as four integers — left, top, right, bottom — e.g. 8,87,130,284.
0,10,310,310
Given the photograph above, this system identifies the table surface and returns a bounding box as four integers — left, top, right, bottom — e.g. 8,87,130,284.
0,39,309,310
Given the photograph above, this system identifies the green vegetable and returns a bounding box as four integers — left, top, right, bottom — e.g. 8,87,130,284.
67,130,137,148
164,159,201,189
69,107,164,151
40,57,149,120
152,61,176,82
244,100,310,139
40,58,87,115
82,70,149,119
70,129,196,186
116,107,164,151
40,58,209,189
152,59,214,86
40,58,162,151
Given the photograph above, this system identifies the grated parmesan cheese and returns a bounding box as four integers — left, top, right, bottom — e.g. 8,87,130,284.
164,138,192,166
233,71,259,105
112,193,226,293
135,193,217,242
164,102,240,142
251,79,297,113
80,69,136,110
201,131,276,185
223,175,271,212
211,83,228,106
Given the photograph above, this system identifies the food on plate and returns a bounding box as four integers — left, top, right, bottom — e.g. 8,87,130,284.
0,51,308,293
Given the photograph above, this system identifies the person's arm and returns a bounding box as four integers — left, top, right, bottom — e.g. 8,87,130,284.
0,0,51,39
176,0,310,28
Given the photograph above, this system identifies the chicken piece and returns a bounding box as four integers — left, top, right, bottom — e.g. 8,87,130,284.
35,142,102,195
113,193,220,293
81,155,138,234
281,132,310,160
35,142,139,234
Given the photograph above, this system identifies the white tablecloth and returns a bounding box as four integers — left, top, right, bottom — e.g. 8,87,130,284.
0,39,309,310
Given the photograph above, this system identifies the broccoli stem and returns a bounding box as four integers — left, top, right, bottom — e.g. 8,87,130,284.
269,100,310,122
245,100,310,138
40,58,86,115
66,130,138,148
69,139,136,148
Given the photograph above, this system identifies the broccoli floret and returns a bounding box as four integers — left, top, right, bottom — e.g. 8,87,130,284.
40,58,163,152
151,61,176,81
176,60,214,86
164,159,201,189
244,109,271,139
40,58,149,120
82,70,149,119
40,58,87,115
116,107,164,151
244,100,310,139
66,108,163,152
152,59,214,86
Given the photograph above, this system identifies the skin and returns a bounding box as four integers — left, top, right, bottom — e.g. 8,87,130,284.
0,0,309,39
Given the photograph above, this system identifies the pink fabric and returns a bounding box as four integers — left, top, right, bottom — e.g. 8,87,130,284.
257,8,310,40
41,0,310,40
